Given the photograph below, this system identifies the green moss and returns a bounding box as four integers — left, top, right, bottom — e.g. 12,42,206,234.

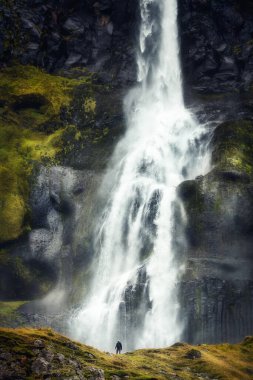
0,63,124,242
233,39,253,56
0,65,89,113
0,64,90,243
84,97,96,114
0,301,28,317
212,120,253,175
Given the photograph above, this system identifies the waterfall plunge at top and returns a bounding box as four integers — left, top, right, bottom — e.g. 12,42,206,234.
71,0,209,351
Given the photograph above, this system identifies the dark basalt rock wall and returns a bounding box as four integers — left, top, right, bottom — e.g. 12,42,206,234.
179,0,253,94
176,119,253,344
176,2,253,343
2,0,253,92
0,0,138,84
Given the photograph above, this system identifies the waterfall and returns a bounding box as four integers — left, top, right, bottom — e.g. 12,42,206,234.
70,0,209,351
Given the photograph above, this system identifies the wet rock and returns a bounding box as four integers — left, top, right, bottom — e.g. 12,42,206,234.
176,118,253,345
217,170,250,183
63,17,85,35
29,229,53,260
65,54,82,67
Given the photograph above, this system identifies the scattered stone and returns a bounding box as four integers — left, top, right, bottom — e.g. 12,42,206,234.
56,352,65,363
185,349,202,359
76,369,86,379
87,367,105,380
83,351,96,359
41,349,54,362
69,358,79,368
33,339,45,349
31,357,50,374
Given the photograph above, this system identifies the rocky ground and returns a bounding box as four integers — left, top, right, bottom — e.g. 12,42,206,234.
0,328,253,380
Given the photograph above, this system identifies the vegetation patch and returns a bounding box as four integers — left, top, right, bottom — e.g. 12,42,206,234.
0,64,91,243
0,328,252,379
0,301,27,317
211,120,253,176
0,301,28,327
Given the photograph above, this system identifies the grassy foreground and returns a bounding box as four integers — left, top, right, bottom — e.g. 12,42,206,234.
0,328,252,379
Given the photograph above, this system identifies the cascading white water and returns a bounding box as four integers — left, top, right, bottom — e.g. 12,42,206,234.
70,0,210,351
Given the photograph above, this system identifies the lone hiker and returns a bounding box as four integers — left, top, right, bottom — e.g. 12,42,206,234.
115,341,122,354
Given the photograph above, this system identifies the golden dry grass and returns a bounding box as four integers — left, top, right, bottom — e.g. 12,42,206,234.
0,327,252,379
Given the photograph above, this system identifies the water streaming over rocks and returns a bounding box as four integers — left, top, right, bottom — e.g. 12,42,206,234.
70,0,210,351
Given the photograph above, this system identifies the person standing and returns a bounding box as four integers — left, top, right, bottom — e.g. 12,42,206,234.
115,341,122,354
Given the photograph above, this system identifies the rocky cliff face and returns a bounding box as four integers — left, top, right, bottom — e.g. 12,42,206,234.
176,0,253,344
0,0,137,84
179,0,253,94
0,0,253,344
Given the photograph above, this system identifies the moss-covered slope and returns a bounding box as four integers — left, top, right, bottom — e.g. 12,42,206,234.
0,64,123,245
0,328,252,380
0,65,89,243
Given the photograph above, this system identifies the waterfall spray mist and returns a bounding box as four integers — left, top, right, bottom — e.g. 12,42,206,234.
70,0,210,351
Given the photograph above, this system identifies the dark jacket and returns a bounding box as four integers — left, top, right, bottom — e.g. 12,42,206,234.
115,341,122,350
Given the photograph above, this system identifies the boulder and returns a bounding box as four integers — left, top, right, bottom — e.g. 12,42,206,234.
185,349,202,359
31,357,50,374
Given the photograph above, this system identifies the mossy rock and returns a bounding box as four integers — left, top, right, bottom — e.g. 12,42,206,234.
0,64,94,244
0,249,57,301
177,179,204,211
211,120,253,176
0,63,127,243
